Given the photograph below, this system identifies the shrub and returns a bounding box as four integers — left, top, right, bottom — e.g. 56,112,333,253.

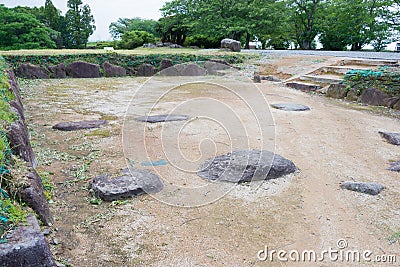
183,35,222,49
119,30,155,49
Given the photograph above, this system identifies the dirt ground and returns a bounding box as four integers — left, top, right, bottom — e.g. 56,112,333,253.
20,55,400,266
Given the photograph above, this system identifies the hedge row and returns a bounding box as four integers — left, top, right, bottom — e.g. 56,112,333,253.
3,53,246,70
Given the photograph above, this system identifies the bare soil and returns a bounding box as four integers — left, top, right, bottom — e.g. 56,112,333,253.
20,55,400,266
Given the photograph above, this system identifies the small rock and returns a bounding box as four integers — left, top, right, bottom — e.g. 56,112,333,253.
51,238,59,245
340,181,384,195
135,114,189,123
271,103,311,111
198,150,297,183
253,73,262,83
379,131,400,145
42,228,51,236
89,168,164,201
388,161,400,172
262,76,281,82
52,120,107,131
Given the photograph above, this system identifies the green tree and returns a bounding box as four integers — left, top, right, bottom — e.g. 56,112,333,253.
319,0,395,51
109,18,158,39
0,5,55,50
287,0,324,50
119,30,154,49
64,0,96,48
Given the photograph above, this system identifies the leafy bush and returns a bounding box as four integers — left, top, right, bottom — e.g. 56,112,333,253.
183,35,222,48
343,68,400,96
119,30,155,49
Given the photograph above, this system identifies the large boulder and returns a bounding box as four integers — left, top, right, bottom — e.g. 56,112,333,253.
326,84,348,99
48,63,66,79
89,168,164,201
137,64,158,77
345,88,359,101
159,64,207,76
198,150,297,183
0,215,55,267
180,64,207,76
204,61,231,75
359,88,398,107
102,61,126,77
221,38,241,52
160,59,174,71
52,120,107,131
66,61,100,78
7,118,37,168
15,64,49,79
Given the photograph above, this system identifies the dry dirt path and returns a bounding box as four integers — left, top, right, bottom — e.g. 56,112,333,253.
20,56,400,266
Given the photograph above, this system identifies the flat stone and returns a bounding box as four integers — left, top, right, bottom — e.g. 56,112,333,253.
340,181,384,195
285,82,322,92
271,103,311,111
388,161,400,172
198,150,297,183
379,131,400,145
135,114,189,123
262,76,281,82
0,215,55,267
52,120,107,131
89,168,164,201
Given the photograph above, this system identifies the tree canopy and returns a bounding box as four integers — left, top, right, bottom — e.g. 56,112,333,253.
0,5,56,50
0,0,96,50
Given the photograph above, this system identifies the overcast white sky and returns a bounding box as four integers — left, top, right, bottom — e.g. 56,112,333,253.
0,0,168,41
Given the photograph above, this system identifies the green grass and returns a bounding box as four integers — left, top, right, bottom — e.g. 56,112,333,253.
0,198,27,241
38,171,55,201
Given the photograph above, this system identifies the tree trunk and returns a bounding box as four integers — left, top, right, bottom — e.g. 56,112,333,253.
245,32,251,49
351,43,362,51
